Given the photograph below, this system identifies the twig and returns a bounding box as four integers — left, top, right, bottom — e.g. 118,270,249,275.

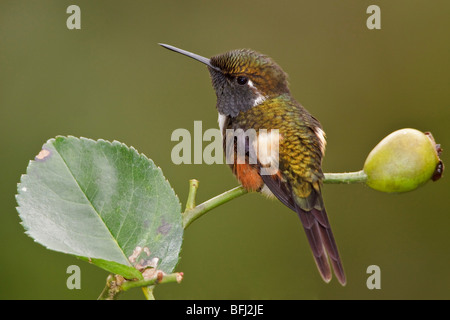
324,170,367,184
97,272,183,300
181,170,366,229
182,184,247,229
99,170,366,299
185,179,199,210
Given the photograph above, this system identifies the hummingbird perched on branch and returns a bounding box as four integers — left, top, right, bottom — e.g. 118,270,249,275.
160,43,346,285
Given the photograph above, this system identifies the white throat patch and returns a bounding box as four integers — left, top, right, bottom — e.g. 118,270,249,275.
247,79,267,107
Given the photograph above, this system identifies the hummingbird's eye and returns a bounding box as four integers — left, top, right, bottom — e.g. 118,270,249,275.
236,76,249,85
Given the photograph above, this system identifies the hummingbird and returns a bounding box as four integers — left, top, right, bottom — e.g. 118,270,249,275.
160,43,346,285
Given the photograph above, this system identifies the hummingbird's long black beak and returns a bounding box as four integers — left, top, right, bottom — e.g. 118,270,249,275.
159,43,221,72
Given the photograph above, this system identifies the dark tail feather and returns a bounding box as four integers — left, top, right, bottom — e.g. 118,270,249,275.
260,174,346,285
297,206,346,286
297,208,332,283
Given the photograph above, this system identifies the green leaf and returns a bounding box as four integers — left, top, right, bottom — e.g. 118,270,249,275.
16,136,183,278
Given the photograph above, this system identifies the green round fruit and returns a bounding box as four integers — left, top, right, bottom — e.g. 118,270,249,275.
363,128,443,193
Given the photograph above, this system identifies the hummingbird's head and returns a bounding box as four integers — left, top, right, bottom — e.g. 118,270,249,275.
160,44,290,117
208,49,290,117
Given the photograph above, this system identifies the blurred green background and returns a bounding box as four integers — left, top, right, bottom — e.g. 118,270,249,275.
1,0,449,299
